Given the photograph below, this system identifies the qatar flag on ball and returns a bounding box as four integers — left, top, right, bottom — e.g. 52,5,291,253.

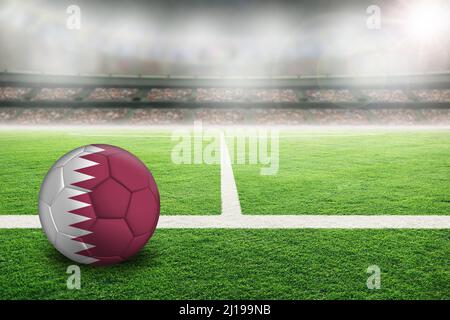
39,144,160,265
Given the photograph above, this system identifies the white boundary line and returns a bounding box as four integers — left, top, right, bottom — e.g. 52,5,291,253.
148,215,450,229
1,215,450,229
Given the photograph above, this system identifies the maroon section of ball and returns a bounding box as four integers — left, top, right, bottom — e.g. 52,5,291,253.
94,256,124,266
122,232,151,259
78,219,134,257
126,189,159,236
109,151,150,191
91,178,130,219
72,144,160,265
94,144,121,156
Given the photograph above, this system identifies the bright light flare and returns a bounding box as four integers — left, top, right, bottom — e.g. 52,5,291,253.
404,2,448,39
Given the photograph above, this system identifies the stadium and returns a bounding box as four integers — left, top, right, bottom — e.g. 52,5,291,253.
0,0,449,301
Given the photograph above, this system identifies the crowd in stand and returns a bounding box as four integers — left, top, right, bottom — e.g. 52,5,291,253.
88,88,139,100
196,88,246,102
251,108,450,125
305,89,358,102
129,108,185,124
2,86,449,103
14,108,68,124
32,88,82,101
360,89,410,103
195,109,247,124
0,87,32,100
148,89,194,102
2,107,450,125
411,89,450,102
0,108,20,121
246,89,298,102
66,108,130,124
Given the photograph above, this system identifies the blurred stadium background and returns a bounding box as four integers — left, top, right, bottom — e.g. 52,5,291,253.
0,0,449,126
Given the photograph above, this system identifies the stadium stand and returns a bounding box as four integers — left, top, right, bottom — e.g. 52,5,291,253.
0,87,32,100
88,88,139,101
32,88,82,101
129,108,186,124
2,107,450,125
0,72,449,125
411,89,450,102
305,89,358,102
1,87,450,104
148,89,194,102
360,89,410,103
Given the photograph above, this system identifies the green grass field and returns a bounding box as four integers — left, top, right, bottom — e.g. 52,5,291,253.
0,127,449,299
0,229,448,299
233,130,450,215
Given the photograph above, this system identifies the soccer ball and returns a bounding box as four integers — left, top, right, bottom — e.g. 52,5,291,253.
39,144,160,265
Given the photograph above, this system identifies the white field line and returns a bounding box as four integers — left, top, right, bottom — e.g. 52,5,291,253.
220,133,242,217
1,215,450,229
157,215,450,229
68,133,386,138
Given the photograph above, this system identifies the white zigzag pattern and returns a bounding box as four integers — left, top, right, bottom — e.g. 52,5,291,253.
55,145,104,264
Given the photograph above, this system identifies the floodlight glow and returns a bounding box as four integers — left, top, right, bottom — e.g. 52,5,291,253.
185,27,216,47
405,2,448,39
